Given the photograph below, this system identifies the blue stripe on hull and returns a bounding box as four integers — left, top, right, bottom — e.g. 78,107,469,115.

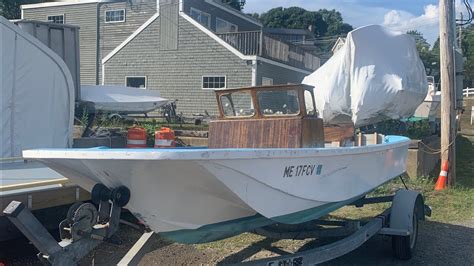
160,197,361,244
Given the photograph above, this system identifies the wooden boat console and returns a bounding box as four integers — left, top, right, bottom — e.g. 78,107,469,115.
209,84,326,148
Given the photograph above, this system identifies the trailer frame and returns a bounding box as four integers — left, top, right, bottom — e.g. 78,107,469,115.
3,186,430,265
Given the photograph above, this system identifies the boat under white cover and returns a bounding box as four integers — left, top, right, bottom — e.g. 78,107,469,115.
80,85,168,114
23,135,409,244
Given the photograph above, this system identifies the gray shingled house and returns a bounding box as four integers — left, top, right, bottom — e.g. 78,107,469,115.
22,0,320,115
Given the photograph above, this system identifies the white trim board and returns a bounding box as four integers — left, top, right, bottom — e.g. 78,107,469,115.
203,0,262,27
103,9,313,75
251,60,257,86
257,56,313,75
201,75,227,90
22,0,104,9
182,12,313,74
190,7,211,28
102,13,159,64
104,9,126,24
179,12,254,61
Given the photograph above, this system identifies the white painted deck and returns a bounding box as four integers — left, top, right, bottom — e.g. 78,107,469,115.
1,161,66,197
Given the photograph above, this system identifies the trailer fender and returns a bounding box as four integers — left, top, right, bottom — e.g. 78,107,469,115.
390,190,425,232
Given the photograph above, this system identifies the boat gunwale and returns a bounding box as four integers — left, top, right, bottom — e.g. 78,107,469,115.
23,136,410,161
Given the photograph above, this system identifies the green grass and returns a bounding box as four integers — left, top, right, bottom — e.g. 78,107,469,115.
335,135,474,223
196,136,474,254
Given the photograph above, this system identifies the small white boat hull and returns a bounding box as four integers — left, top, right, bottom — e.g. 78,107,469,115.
23,136,410,243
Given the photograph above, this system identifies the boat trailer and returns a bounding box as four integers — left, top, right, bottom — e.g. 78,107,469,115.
3,185,430,265
3,184,129,265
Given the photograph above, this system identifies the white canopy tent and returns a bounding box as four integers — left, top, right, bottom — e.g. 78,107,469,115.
1,17,75,158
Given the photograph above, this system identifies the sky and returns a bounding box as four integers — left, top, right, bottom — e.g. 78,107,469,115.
243,0,470,45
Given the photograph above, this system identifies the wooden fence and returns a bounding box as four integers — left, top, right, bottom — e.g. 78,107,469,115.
217,31,320,71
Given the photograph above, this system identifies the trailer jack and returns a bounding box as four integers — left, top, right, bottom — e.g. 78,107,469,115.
2,184,129,265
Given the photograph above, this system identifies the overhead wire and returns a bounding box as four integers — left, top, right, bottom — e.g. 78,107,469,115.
456,0,473,26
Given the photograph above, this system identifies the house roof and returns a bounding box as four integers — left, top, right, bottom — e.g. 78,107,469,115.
263,27,313,36
331,37,346,52
204,0,262,27
21,0,123,9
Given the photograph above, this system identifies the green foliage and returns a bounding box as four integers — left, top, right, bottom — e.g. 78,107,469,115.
376,119,432,140
220,0,245,11
258,7,353,37
247,12,259,20
407,30,440,80
407,25,473,88
405,120,432,140
0,0,45,19
79,107,89,127
94,112,123,128
256,7,353,58
461,24,474,88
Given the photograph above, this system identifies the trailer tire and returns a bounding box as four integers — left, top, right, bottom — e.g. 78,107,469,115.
390,190,424,260
392,211,418,260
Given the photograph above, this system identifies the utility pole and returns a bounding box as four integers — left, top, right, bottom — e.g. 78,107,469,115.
439,0,456,186
458,12,463,47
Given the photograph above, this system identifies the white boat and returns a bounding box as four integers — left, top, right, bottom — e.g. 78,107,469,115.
23,84,410,244
80,85,168,114
413,76,441,120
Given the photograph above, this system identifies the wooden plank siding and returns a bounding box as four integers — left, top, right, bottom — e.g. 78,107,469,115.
209,118,303,148
0,186,90,215
208,117,324,148
324,123,355,143
159,0,179,50
216,32,320,71
255,60,308,86
22,0,157,85
103,15,253,116
98,1,157,84
22,3,99,85
182,0,261,32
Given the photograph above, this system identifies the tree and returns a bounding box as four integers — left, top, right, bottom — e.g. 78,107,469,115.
258,7,353,37
407,30,440,79
247,12,260,20
0,0,45,19
221,0,245,11
461,24,474,88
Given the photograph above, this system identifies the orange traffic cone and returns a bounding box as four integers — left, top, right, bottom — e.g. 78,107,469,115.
434,160,449,191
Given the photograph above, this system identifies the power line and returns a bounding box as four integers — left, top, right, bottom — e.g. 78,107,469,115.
456,0,473,25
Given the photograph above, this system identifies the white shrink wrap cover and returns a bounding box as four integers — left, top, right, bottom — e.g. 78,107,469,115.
1,17,74,158
303,25,428,127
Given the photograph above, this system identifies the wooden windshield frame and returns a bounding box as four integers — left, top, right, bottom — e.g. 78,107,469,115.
214,84,315,119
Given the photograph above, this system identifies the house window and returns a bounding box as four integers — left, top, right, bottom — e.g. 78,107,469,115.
202,76,226,89
216,17,238,33
262,77,273,86
190,7,210,28
47,15,64,24
105,10,125,23
126,76,146,89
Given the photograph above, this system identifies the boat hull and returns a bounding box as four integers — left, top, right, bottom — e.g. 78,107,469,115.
23,136,410,243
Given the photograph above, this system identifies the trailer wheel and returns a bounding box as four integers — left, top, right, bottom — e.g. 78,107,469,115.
392,206,419,260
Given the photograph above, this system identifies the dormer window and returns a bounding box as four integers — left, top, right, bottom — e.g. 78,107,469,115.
216,17,238,33
190,7,210,28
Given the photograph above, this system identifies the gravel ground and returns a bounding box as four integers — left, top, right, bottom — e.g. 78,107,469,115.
80,218,474,265
2,218,472,265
